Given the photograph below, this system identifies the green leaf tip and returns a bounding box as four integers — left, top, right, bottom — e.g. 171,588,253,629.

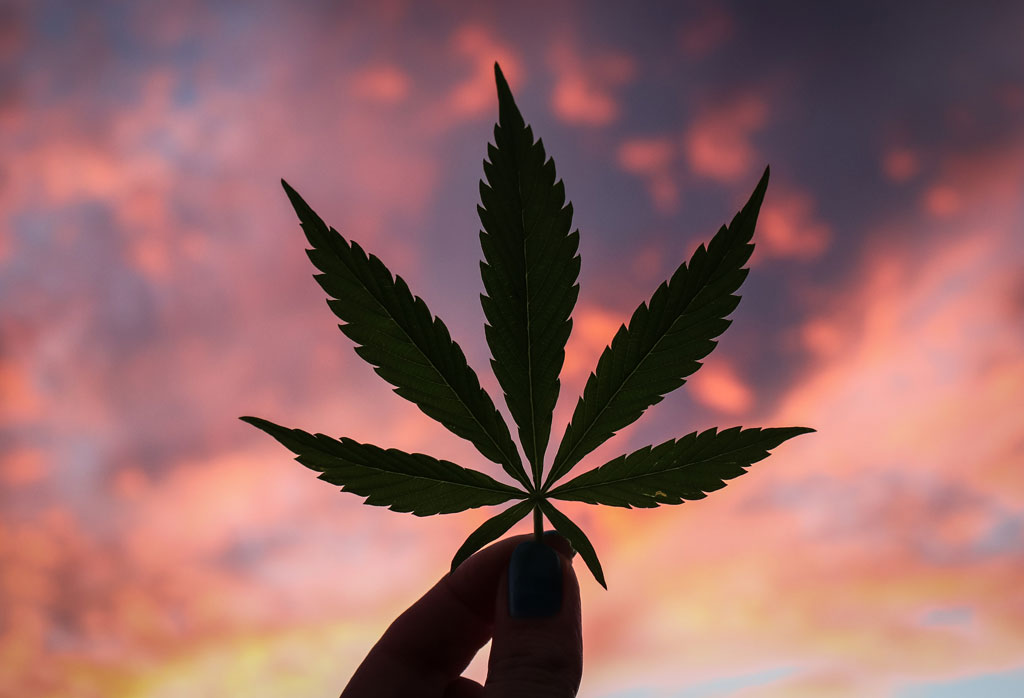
241,414,524,516
549,426,815,508
248,64,811,592
279,181,532,491
540,499,606,589
481,55,581,488
543,167,773,490
493,61,510,100
280,178,309,218
493,61,525,130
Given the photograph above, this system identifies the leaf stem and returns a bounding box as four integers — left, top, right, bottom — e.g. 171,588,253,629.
533,504,543,542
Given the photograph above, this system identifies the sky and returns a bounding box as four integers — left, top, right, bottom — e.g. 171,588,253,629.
1,0,1023,696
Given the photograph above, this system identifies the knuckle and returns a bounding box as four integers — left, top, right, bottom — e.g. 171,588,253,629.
487,646,582,697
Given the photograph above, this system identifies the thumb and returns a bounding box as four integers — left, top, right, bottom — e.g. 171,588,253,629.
484,537,583,697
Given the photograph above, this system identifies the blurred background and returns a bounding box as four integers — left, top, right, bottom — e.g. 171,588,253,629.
1,1,1023,696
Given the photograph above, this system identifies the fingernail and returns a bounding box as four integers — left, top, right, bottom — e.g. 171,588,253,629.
543,530,577,558
508,540,562,618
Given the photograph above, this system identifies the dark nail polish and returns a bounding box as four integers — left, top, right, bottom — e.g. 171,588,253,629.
543,530,576,558
508,540,563,618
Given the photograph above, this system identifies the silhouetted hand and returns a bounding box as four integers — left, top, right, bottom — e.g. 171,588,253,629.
341,531,582,697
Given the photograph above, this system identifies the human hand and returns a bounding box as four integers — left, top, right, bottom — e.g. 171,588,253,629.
341,531,582,697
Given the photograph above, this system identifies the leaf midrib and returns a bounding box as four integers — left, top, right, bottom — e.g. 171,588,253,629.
336,240,528,489
550,432,766,495
518,144,541,486
317,454,527,495
547,256,731,488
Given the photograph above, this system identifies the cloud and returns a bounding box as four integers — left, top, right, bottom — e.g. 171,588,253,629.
0,356,44,423
549,45,634,127
445,24,522,120
561,304,627,388
678,5,735,58
921,139,1024,218
923,184,962,217
0,447,47,486
684,95,767,182
617,137,680,212
688,358,754,415
350,64,411,104
2,3,1023,697
575,130,1024,693
882,146,920,182
755,186,831,261
618,137,675,173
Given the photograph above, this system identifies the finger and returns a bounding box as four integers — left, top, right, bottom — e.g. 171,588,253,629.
342,532,574,697
484,541,583,697
442,676,485,698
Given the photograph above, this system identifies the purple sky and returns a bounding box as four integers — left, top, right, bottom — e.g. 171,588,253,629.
2,1,1023,696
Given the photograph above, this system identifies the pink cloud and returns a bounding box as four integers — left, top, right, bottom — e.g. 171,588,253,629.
617,137,680,212
800,318,845,359
688,358,754,414
773,196,1024,513
684,95,768,182
350,64,411,104
678,6,735,58
2,6,1022,697
882,146,920,182
923,184,963,217
618,137,675,173
572,132,1024,693
0,447,47,487
0,357,44,423
549,45,634,127
627,242,670,283
756,186,831,261
920,139,1024,220
445,24,522,120
561,305,627,388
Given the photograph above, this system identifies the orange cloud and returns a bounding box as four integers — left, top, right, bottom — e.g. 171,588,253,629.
684,95,767,182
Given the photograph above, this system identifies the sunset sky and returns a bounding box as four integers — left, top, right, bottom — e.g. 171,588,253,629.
2,1,1023,696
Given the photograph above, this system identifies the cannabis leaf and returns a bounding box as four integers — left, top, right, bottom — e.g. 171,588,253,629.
479,66,581,486
240,416,525,515
549,427,815,508
281,181,530,491
242,63,814,589
544,171,767,490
